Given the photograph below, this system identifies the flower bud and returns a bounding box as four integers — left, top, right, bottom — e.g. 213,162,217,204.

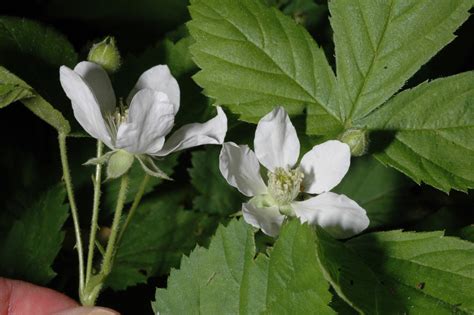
339,128,368,157
106,150,134,179
87,36,121,73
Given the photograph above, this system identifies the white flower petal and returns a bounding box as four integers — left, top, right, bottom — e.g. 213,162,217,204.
254,106,300,171
292,192,369,239
73,61,116,115
219,142,267,197
127,65,180,113
242,202,285,237
116,89,175,154
153,106,227,156
59,65,112,147
299,140,351,194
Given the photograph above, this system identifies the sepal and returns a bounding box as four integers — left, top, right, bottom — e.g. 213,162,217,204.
137,155,172,180
83,150,114,166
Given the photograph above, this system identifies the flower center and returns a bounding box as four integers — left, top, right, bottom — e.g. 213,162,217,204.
106,102,129,140
267,167,303,206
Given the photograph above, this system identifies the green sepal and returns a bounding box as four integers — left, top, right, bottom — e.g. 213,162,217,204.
136,155,172,180
106,150,134,179
83,150,114,166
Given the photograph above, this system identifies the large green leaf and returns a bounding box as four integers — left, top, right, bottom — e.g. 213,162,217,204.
0,66,71,133
314,227,405,314
189,147,244,215
348,230,474,314
266,0,328,28
106,191,218,290
0,69,33,108
188,0,342,135
0,16,76,66
153,219,334,314
0,15,76,133
362,71,474,192
333,155,425,229
330,0,472,121
265,221,334,314
0,185,69,284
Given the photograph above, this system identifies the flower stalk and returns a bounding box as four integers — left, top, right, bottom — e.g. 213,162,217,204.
81,172,129,306
85,140,104,285
117,173,150,246
102,173,129,275
58,133,85,296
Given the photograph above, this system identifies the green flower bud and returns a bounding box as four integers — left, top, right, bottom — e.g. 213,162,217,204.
88,36,121,73
339,128,369,157
107,150,134,179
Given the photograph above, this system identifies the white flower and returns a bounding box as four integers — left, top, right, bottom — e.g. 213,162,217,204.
219,107,369,238
59,61,227,177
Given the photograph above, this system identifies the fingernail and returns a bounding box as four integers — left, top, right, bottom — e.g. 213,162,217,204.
53,306,120,315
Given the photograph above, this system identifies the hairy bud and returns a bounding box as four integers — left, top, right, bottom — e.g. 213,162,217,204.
88,36,121,73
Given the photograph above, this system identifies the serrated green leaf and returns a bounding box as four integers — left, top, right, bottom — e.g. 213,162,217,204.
0,66,71,133
362,71,474,192
347,230,474,314
314,227,405,314
21,95,71,134
330,0,472,121
154,219,260,314
266,0,327,28
0,15,76,134
153,219,334,314
164,36,197,78
106,191,218,290
333,155,425,229
188,0,342,134
0,16,77,67
265,220,335,314
0,81,33,109
0,184,69,284
189,147,244,215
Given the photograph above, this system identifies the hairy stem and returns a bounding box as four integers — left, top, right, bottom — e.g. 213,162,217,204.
58,133,85,295
81,173,129,306
85,140,104,285
102,173,129,275
117,173,150,246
